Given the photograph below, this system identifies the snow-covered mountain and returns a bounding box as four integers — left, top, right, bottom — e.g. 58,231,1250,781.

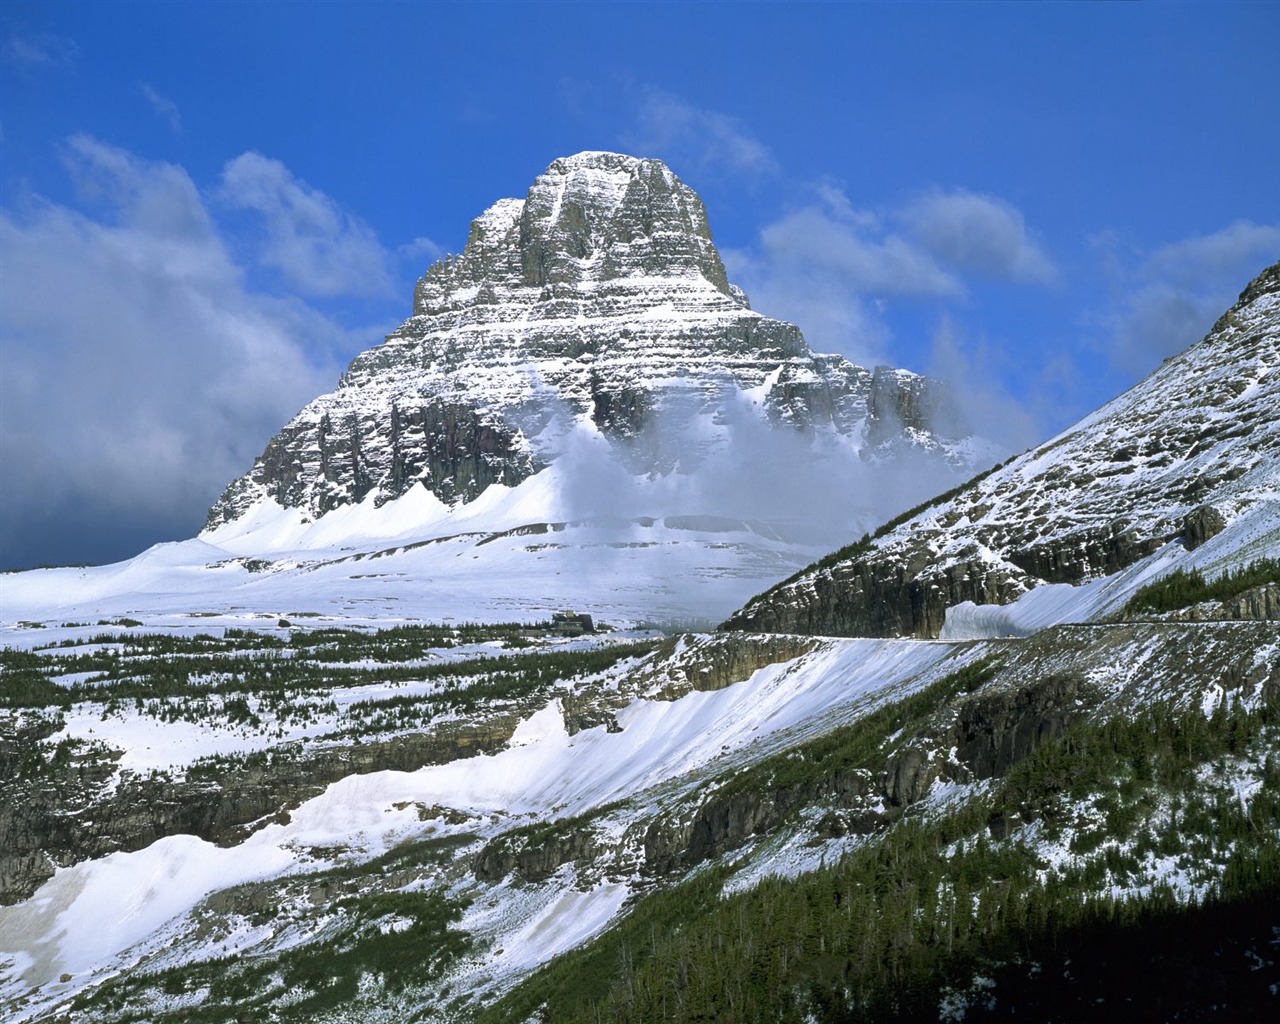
724,261,1280,638
0,152,995,636
208,151,971,528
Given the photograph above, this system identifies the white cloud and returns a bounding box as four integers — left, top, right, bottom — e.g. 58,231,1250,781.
2,29,77,69
899,188,1058,285
548,383,980,556
1097,220,1280,374
139,83,182,133
0,139,348,567
622,90,778,178
218,152,395,298
722,181,1060,374
723,186,960,367
61,134,212,242
758,203,962,298
1146,220,1280,288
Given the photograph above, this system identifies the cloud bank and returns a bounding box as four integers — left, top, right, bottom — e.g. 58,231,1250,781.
218,152,397,299
900,189,1058,285
0,139,396,568
723,184,1057,371
547,384,983,554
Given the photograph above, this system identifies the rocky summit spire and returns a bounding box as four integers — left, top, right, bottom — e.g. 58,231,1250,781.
416,151,733,312
206,153,968,529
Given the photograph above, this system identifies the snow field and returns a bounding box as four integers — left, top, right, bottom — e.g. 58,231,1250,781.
939,493,1280,640
0,463,834,645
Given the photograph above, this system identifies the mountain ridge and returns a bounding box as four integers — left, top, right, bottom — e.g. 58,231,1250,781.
722,259,1280,638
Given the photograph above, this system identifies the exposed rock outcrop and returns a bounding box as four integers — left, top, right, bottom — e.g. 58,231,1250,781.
641,767,876,876
473,825,599,885
1152,582,1280,623
0,719,517,906
638,631,820,699
881,670,1091,808
1182,505,1227,550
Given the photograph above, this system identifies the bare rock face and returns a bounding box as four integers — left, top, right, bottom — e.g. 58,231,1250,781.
1153,583,1280,624
1181,505,1227,550
867,365,956,444
637,632,820,698
207,152,970,529
723,261,1280,638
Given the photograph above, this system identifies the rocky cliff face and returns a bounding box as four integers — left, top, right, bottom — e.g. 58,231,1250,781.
723,261,1280,638
206,152,967,529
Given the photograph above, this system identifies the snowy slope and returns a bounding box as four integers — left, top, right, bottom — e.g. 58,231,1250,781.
2,417,992,641
725,260,1280,638
3,612,1276,1021
0,464,833,642
0,636,961,1010
939,489,1280,639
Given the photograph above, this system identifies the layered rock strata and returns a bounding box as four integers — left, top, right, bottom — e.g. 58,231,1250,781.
207,152,964,528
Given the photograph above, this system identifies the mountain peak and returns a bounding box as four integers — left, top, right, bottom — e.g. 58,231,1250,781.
207,154,976,530
545,149,647,174
414,150,729,320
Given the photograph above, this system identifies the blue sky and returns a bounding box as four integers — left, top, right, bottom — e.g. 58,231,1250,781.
2,1,1278,569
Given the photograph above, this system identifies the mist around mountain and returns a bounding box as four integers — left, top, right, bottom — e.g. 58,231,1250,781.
1,152,997,633
0,160,1276,1022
